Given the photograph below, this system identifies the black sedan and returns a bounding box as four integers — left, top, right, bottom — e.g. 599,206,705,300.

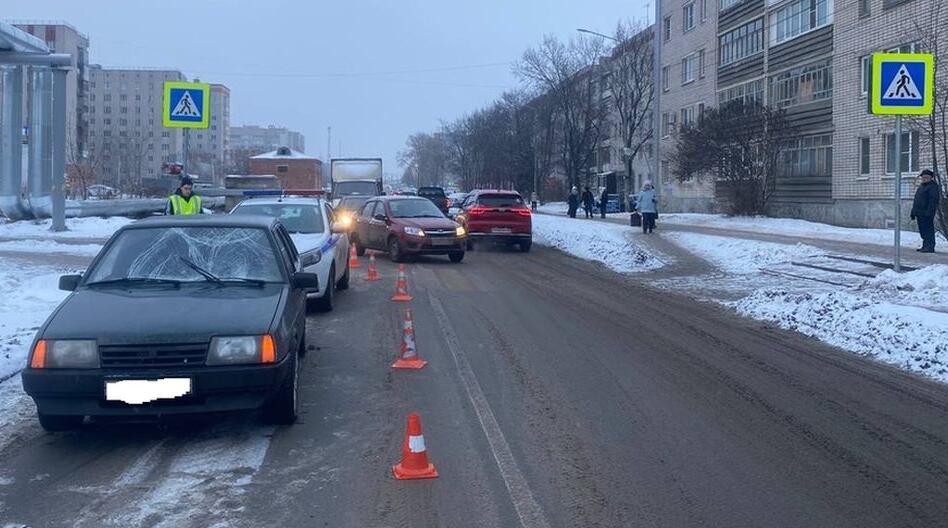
22,215,318,431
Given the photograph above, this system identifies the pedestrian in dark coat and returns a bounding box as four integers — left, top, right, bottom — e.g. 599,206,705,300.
567,187,579,218
911,169,942,252
599,188,609,218
581,187,594,218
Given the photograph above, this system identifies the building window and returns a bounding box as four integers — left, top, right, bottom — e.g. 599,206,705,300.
89,94,95,102
769,59,832,108
779,135,833,178
859,137,871,176
697,102,706,122
663,16,672,41
860,44,916,97
721,0,743,9
103,130,111,137
683,2,696,31
681,106,696,127
103,94,111,102
277,165,289,173
885,131,920,174
120,107,128,114
162,131,170,138
859,0,870,16
662,112,671,137
161,144,170,151
719,79,765,105
719,19,764,67
698,49,706,78
770,0,833,46
682,54,698,84
119,94,127,101
662,65,670,91
701,0,708,21
119,118,127,126
135,94,141,101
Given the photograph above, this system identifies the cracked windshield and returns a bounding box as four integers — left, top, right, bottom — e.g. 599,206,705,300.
1,0,947,527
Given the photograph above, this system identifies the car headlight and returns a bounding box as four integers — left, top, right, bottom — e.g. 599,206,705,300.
404,226,426,237
30,339,98,369
455,226,467,237
337,214,353,228
207,335,276,366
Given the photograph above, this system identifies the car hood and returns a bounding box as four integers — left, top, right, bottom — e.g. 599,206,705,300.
42,284,285,345
290,232,330,254
395,217,458,230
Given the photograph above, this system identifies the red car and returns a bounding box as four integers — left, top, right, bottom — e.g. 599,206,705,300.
455,190,532,252
351,196,466,263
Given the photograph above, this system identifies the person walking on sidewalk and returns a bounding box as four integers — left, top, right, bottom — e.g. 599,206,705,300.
567,187,579,218
599,188,609,219
911,169,941,253
581,186,594,219
531,191,539,212
636,182,658,234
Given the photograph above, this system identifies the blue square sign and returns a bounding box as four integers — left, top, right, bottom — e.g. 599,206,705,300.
163,81,210,128
871,53,934,115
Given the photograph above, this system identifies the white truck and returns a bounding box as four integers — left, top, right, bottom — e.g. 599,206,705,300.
330,158,383,199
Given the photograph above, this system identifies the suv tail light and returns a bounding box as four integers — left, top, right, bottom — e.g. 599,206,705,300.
515,207,532,217
467,206,489,217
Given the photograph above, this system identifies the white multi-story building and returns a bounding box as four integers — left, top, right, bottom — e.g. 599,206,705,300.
189,83,231,182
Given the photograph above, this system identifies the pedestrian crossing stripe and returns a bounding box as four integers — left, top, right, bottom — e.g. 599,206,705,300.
871,53,934,115
162,81,210,128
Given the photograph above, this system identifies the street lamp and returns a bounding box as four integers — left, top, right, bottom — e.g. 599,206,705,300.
576,28,619,42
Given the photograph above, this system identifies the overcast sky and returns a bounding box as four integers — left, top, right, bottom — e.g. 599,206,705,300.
8,0,651,174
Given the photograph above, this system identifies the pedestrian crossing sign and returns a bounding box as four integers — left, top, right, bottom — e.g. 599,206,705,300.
163,81,210,128
871,53,934,115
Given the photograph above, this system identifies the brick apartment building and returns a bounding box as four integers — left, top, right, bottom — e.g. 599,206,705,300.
189,83,231,183
249,147,323,189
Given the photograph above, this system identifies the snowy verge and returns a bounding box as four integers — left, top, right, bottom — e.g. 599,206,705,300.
532,214,664,273
665,232,824,274
0,239,103,257
536,202,569,215
856,264,948,311
733,290,948,382
659,213,947,248
0,216,132,240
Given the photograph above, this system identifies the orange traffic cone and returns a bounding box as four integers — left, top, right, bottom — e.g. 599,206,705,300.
366,253,380,281
392,413,438,480
392,309,426,369
391,264,412,302
349,244,362,269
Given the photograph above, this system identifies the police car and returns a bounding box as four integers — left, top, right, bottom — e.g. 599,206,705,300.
231,191,350,311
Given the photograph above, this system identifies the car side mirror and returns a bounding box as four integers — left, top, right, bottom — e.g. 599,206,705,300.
292,272,319,290
59,274,81,291
373,213,387,222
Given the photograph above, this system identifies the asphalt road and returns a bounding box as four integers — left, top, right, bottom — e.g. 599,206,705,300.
2,246,948,527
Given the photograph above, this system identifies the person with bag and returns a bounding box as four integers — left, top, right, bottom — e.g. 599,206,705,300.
567,187,579,218
636,182,658,234
581,186,594,219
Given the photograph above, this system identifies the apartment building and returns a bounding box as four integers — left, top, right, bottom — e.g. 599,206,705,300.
85,66,186,188
188,83,231,182
657,0,718,212
9,21,90,162
230,125,306,154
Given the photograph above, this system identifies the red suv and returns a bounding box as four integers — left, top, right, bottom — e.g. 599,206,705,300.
455,190,532,252
351,196,466,263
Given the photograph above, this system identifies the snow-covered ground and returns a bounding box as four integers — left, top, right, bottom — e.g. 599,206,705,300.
659,213,948,248
531,214,666,273
0,216,132,240
0,239,104,257
664,232,824,274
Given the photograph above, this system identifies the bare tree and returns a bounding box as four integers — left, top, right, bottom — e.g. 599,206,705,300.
672,101,793,215
398,132,451,187
66,142,100,199
604,22,654,202
516,34,608,189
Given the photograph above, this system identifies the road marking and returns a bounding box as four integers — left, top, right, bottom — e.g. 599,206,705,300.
428,293,551,528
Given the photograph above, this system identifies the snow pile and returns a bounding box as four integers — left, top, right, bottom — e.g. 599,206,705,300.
733,289,948,382
857,265,948,310
0,216,133,239
537,201,569,215
0,239,103,257
660,213,947,248
532,214,664,273
0,260,71,380
666,232,823,274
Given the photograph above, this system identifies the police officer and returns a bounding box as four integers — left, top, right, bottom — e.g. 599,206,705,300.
165,176,203,216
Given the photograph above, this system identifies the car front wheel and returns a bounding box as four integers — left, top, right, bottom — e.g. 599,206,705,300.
337,256,350,290
38,413,83,432
449,251,465,263
262,348,299,425
312,265,335,312
389,237,405,263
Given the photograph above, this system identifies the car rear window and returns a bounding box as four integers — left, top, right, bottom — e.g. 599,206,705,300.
418,188,446,198
233,203,325,234
476,194,524,207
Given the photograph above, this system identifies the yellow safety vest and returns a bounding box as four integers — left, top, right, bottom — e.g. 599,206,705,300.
169,194,202,215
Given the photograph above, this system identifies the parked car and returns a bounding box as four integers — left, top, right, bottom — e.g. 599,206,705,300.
417,186,449,214
351,196,466,263
455,190,532,252
230,195,350,312
333,195,373,229
22,215,318,430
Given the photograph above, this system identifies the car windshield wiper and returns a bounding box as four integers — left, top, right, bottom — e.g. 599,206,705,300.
177,256,223,285
85,277,182,287
217,277,267,287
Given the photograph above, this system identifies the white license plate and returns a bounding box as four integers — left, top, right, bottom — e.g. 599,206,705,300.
491,227,512,234
105,378,192,405
431,238,455,246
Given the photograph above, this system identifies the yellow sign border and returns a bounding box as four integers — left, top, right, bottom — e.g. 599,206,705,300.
870,53,934,115
162,81,211,128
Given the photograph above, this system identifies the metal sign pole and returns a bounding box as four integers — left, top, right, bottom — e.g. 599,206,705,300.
894,114,902,272
183,128,190,177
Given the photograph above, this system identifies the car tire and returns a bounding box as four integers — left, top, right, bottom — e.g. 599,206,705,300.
449,251,465,263
298,321,309,357
389,237,405,263
312,265,335,312
38,413,83,432
519,240,532,253
337,257,350,290
262,348,299,425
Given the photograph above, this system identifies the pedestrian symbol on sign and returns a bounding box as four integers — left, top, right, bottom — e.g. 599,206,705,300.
884,65,921,99
171,91,201,118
